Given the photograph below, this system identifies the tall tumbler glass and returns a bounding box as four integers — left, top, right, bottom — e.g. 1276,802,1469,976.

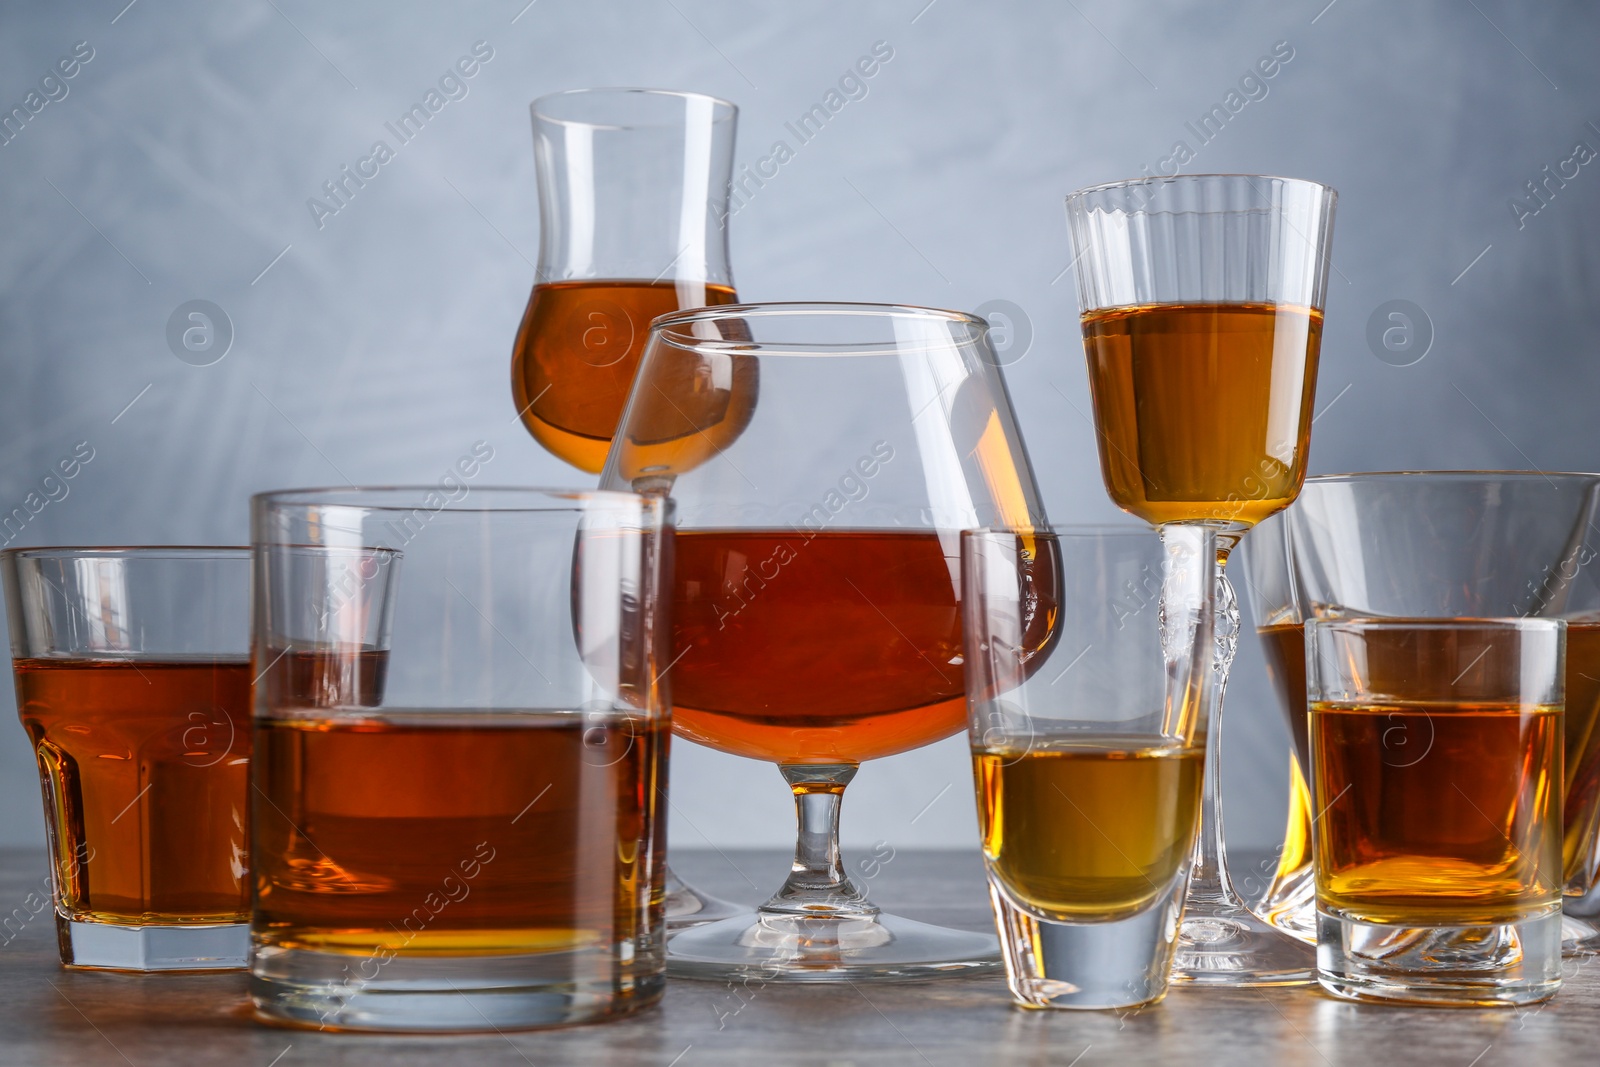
1307,618,1565,1006
1239,511,1316,943
1268,471,1600,954
1064,174,1337,985
249,488,670,1032
964,525,1216,1009
2,547,252,971
512,88,741,475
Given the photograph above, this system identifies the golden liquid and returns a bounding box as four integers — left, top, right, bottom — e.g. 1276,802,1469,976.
974,739,1203,921
1264,620,1600,887
1082,302,1322,528
1312,701,1561,925
511,279,739,473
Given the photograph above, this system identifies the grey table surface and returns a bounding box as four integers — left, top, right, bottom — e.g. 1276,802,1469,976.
0,846,1594,1066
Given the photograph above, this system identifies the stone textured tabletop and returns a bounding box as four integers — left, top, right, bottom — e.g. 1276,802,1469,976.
0,846,1594,1066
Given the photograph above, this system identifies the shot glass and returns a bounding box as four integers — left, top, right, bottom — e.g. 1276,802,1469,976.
2,547,253,971
249,487,670,1032
961,525,1216,1009
1307,618,1565,1006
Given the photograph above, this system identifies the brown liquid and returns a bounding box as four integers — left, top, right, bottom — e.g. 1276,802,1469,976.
670,530,970,764
14,658,251,924
1082,302,1322,528
1262,620,1600,885
253,712,666,960
257,645,389,711
512,279,739,472
1312,700,1561,924
974,739,1202,921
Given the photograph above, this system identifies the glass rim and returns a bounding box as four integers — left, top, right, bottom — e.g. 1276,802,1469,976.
650,301,988,357
1064,172,1337,205
1306,470,1599,484
1308,616,1565,635
251,485,659,514
530,86,738,127
1,545,250,562
962,523,1159,539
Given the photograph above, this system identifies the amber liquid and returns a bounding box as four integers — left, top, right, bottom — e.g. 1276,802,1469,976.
1312,700,1561,924
253,711,666,960
974,740,1203,921
670,529,968,764
1263,620,1600,886
512,279,739,472
1257,623,1315,896
257,645,389,710
1082,302,1322,527
14,658,251,924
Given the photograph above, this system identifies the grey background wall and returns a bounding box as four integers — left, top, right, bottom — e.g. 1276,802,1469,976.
0,0,1596,863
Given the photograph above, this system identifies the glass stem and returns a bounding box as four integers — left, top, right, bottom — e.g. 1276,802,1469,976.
1185,539,1246,910
761,764,877,918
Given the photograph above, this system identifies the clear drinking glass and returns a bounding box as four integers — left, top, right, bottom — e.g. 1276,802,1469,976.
1265,471,1600,954
512,86,742,929
249,488,671,1032
963,525,1216,1009
1238,511,1316,943
512,87,740,475
600,302,1050,981
1307,618,1565,1006
1064,173,1337,985
2,547,252,971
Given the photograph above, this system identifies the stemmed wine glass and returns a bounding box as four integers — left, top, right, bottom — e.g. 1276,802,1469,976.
1064,174,1337,985
599,302,1055,980
511,87,744,927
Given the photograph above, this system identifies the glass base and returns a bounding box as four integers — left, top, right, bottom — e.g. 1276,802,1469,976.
1316,907,1562,1007
1169,901,1315,986
251,944,664,1033
991,876,1182,1010
1561,912,1600,956
1258,868,1318,944
57,916,248,972
666,910,1001,983
664,866,747,929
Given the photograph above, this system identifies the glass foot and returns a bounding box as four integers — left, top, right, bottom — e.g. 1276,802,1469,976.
57,916,248,972
1258,869,1318,944
1561,913,1600,956
664,866,747,929
666,911,1001,983
1170,901,1315,986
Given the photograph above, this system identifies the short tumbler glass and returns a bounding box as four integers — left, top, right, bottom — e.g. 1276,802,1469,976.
249,487,670,1032
2,547,252,971
962,525,1216,1009
1307,618,1565,1006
